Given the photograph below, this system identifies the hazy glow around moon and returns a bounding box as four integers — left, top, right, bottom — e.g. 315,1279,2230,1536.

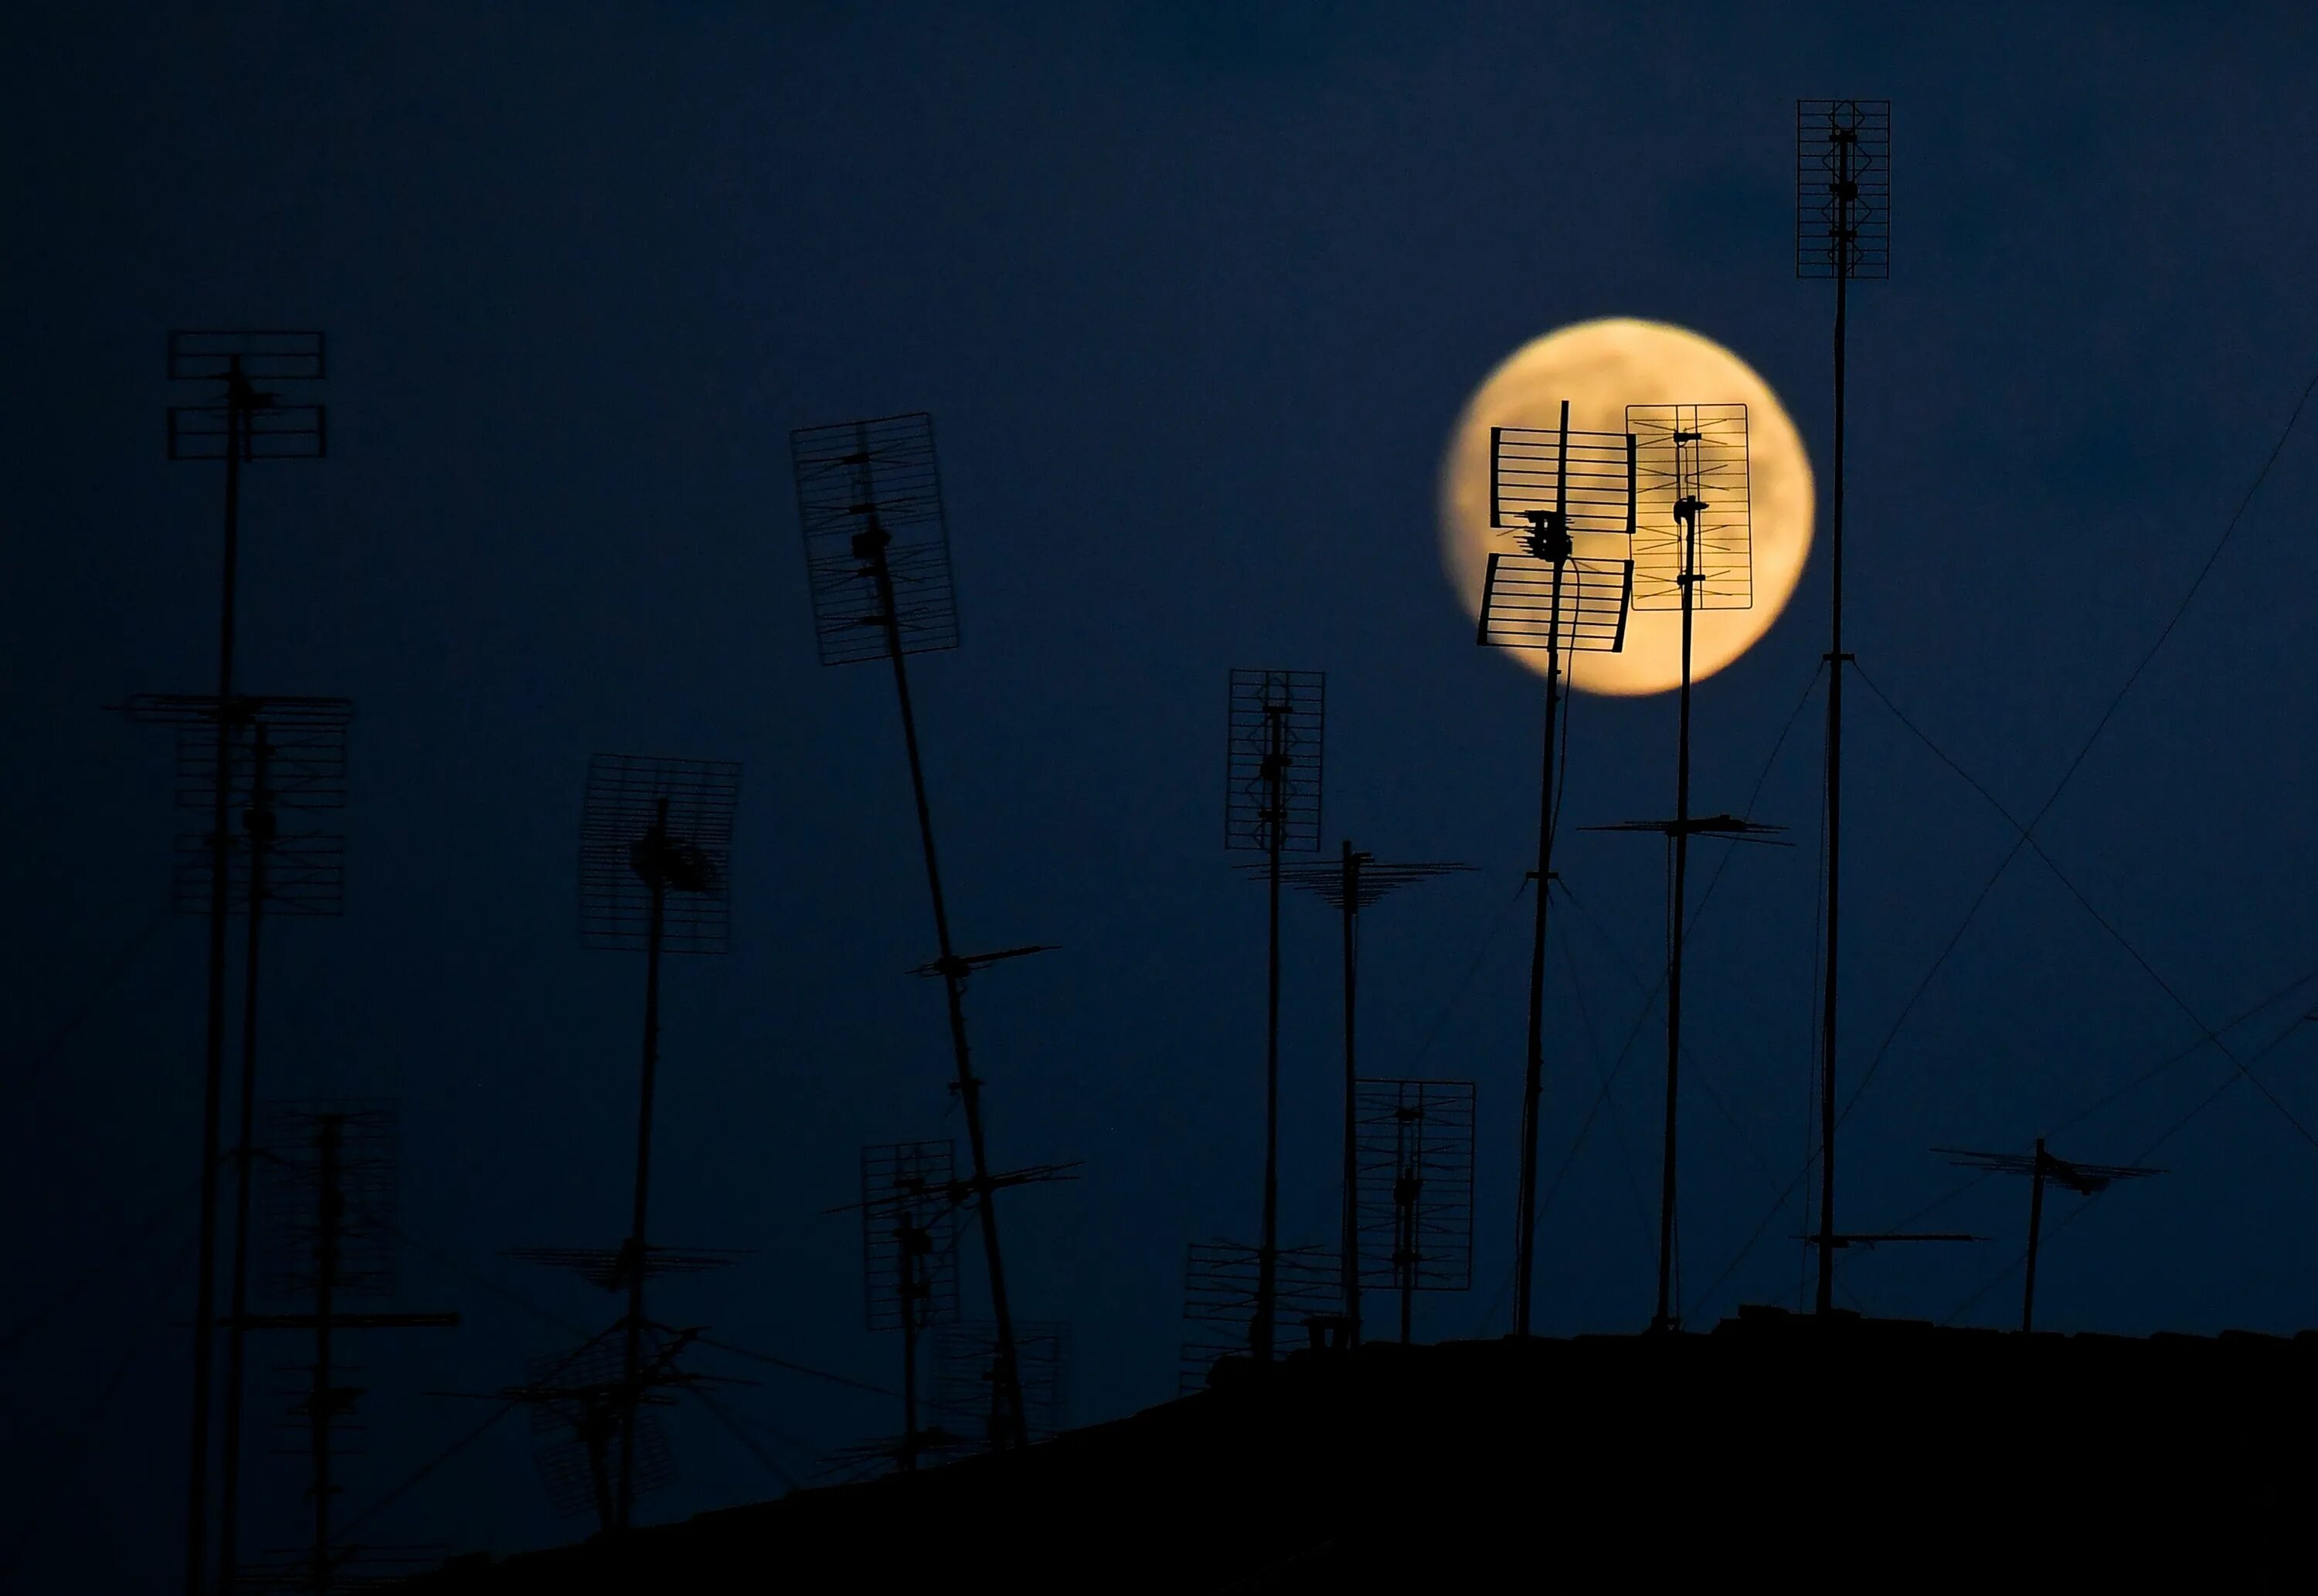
1439,318,1814,697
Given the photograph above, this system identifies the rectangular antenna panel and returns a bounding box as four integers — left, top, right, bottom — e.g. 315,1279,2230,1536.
790,412,961,665
578,753,742,956
1795,99,1891,280
1222,667,1325,854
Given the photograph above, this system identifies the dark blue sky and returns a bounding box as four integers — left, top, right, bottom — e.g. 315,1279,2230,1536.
9,2,2318,1585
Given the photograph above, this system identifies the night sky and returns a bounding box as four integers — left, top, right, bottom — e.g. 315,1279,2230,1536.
10,3,2318,1587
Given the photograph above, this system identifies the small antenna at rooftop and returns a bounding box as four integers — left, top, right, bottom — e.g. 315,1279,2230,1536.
1941,1139,2163,1332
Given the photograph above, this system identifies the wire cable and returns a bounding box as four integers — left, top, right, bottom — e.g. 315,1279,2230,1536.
1834,365,2318,1133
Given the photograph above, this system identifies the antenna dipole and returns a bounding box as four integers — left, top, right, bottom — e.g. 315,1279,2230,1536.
1482,403,1636,1335
1941,1140,2160,1331
1798,97,1891,1316
1269,848,1469,1343
158,329,326,1596
1224,667,1326,1360
577,753,742,1530
792,412,1048,1452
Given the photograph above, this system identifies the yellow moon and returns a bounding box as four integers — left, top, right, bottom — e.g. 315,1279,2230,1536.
1439,318,1814,696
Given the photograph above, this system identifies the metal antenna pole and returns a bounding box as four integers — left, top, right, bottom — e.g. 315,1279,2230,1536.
1253,699,1286,1363
1795,98,1885,1314
2022,1138,2048,1333
184,357,246,1596
1817,124,1854,1319
1657,497,1698,1333
897,1216,921,1469
616,799,669,1533
1337,841,1361,1343
217,725,272,1592
311,1113,342,1595
866,535,1031,1448
1514,399,1575,1339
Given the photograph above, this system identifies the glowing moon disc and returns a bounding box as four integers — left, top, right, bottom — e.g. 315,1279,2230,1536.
1439,318,1814,697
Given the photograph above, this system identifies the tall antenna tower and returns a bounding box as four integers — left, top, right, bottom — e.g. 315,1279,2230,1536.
575,752,741,1530
1596,405,1783,1332
1797,97,1891,1315
1269,847,1469,1343
1482,401,1637,1337
112,691,353,1591
245,1100,457,1594
1941,1141,2161,1331
1352,1078,1476,1343
158,328,327,1596
791,412,1050,1450
1223,667,1327,1362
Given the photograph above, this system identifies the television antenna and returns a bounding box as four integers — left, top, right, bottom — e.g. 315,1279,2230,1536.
243,1101,458,1594
113,689,352,1590
1941,1140,2162,1331
1592,403,1781,1333
824,1143,1079,1472
934,1322,1069,1452
155,328,327,1596
1222,667,1327,1362
1352,1078,1477,1343
574,751,741,1531
1178,1241,1338,1394
791,412,1054,1450
1481,400,1636,1337
1798,97,1891,1316
1266,848,1469,1343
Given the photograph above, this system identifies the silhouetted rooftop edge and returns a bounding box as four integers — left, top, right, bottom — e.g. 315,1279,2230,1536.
399,1306,2318,1592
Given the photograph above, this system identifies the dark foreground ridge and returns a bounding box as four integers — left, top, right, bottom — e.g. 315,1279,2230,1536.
402,1307,2316,1591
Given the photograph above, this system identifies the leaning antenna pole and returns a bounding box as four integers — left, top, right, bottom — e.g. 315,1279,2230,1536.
1223,668,1327,1361
160,328,325,1596
1480,405,1637,1333
792,413,1048,1448
1798,97,1890,1316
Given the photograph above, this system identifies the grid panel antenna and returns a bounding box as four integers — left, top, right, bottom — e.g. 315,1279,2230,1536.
578,753,742,955
1177,1241,1335,1394
934,1321,1069,1447
1223,668,1325,854
167,330,328,461
1628,404,1752,610
1478,555,1633,652
262,1101,399,1301
860,1141,963,1332
1488,423,1637,535
520,1337,678,1520
1795,100,1891,280
116,694,355,919
791,412,960,666
1354,1079,1476,1293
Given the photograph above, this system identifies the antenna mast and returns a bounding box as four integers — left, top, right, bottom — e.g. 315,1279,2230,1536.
576,752,743,1530
1481,401,1637,1335
1796,97,1891,1314
1271,851,1469,1344
1223,667,1327,1360
158,328,327,1596
1598,405,1778,1332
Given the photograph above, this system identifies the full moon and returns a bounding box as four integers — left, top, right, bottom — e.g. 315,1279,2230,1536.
1439,318,1814,696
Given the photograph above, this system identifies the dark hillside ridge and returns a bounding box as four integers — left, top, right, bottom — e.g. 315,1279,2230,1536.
402,1306,2317,1591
